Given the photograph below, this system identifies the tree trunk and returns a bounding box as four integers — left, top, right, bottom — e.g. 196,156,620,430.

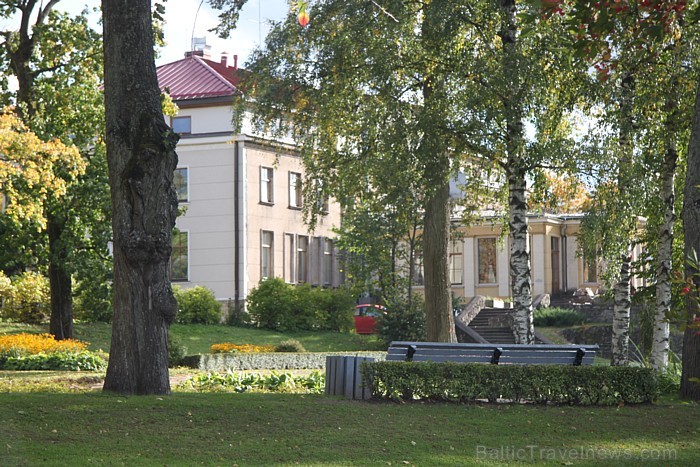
610,72,636,366
508,164,534,344
681,79,700,400
47,214,73,340
423,181,456,342
102,0,179,395
500,0,533,344
650,117,677,371
611,253,632,366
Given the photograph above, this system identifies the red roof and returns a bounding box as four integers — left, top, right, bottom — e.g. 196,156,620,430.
156,55,242,101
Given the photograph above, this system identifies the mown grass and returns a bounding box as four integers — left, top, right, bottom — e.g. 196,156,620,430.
0,322,385,354
0,389,698,466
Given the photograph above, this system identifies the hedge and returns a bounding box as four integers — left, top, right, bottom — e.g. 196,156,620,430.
361,361,658,405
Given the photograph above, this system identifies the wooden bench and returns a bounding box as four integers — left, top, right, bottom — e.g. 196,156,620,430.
387,341,599,366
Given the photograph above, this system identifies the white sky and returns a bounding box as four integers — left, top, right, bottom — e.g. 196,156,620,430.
57,0,289,66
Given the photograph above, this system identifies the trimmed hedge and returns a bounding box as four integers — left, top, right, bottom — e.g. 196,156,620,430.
1,351,106,371
361,361,658,405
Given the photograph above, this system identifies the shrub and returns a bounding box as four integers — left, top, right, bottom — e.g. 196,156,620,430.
533,307,585,327
179,371,324,394
168,331,188,367
1,272,50,324
226,299,250,327
275,339,306,353
2,351,106,371
377,295,426,344
362,361,658,405
0,333,87,356
210,343,275,353
246,278,354,332
173,286,222,324
0,333,104,371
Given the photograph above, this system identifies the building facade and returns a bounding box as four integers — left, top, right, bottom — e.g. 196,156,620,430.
157,49,342,305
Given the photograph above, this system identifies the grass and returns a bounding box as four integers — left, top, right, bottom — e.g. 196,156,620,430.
0,388,698,465
0,322,385,354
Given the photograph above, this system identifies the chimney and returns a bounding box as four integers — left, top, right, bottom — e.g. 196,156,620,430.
233,54,238,70
221,53,228,67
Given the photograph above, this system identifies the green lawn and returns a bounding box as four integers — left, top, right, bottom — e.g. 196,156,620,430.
0,389,698,466
0,322,385,354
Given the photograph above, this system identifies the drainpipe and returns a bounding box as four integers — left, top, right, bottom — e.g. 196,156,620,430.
234,140,240,305
561,224,568,293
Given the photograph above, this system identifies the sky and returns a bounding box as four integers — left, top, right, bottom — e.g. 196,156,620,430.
56,0,289,66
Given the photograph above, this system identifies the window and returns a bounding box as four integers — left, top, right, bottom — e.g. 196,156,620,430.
450,240,463,285
284,233,295,283
260,167,274,204
289,172,302,208
296,235,309,283
261,231,274,279
583,254,598,283
478,238,497,284
412,253,424,286
174,167,188,202
323,238,333,285
170,229,188,281
171,116,191,134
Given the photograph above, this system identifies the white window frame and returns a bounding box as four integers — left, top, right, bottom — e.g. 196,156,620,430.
170,229,189,282
289,172,302,209
260,166,274,204
261,230,274,280
449,239,464,285
174,166,189,203
171,116,192,134
296,235,309,283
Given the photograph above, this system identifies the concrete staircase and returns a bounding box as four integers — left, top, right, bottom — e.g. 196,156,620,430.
466,307,516,344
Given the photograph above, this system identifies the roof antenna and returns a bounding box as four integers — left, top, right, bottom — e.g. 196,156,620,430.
191,0,205,52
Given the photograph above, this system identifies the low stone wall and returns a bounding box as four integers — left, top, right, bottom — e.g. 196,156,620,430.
182,351,387,372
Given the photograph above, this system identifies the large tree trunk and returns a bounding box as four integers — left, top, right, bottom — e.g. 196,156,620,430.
47,214,73,340
650,115,678,371
102,0,179,395
423,181,456,342
508,164,534,344
681,79,700,400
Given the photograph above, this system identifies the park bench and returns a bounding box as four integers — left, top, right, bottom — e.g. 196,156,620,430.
386,341,599,366
325,341,599,400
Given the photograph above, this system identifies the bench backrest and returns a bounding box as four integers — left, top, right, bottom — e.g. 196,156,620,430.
387,342,598,366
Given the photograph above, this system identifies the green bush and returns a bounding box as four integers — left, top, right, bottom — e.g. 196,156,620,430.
275,339,306,353
226,299,250,327
168,331,188,367
246,278,354,332
179,370,324,394
1,351,106,371
0,272,50,324
533,307,585,327
173,286,222,324
377,295,426,344
362,361,658,405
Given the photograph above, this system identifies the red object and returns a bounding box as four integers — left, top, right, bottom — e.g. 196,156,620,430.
353,304,385,334
298,11,310,27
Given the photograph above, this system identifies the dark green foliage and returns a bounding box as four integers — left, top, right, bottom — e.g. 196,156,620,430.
180,370,325,394
226,299,250,327
377,295,427,344
246,278,354,332
168,331,188,367
274,339,306,353
533,307,586,327
0,351,106,371
362,361,658,405
173,286,222,325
